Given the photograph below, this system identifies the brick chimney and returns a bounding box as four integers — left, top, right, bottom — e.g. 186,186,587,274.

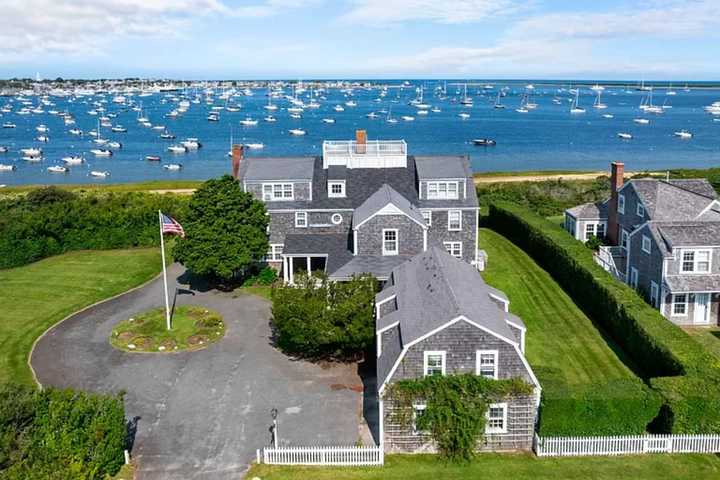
231,144,244,179
355,129,367,155
607,162,624,245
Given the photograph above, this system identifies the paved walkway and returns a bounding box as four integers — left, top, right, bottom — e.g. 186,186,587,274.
31,264,366,479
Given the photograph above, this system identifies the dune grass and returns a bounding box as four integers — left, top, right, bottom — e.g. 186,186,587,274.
0,248,162,385
247,452,720,480
110,305,224,352
478,228,638,391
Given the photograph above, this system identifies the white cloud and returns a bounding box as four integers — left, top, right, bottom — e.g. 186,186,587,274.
360,0,720,76
339,0,520,25
0,0,319,60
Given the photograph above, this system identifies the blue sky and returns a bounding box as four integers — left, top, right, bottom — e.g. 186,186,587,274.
1,0,719,80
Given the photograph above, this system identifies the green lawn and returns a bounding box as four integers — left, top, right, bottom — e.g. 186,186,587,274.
479,228,636,389
110,305,224,352
247,453,720,479
0,248,162,385
685,327,720,360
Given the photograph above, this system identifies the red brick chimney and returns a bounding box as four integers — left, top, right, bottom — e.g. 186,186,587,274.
231,144,244,179
355,129,367,155
607,162,624,245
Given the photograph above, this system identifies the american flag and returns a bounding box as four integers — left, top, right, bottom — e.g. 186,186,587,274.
160,213,185,237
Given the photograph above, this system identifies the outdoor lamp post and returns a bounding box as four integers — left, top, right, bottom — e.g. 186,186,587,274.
270,407,278,447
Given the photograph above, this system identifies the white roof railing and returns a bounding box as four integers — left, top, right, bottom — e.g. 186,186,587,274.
322,140,407,169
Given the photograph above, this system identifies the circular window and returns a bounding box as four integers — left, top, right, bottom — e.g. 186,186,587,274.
331,213,343,225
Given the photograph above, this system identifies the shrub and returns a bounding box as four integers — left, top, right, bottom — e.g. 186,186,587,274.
271,274,378,360
0,383,126,479
0,189,188,269
242,266,278,287
487,202,720,433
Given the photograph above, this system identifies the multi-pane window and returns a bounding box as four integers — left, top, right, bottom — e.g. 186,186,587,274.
617,194,625,214
295,211,307,228
422,210,432,226
383,229,398,256
681,250,711,273
642,235,651,254
596,223,605,238
585,223,595,240
423,351,445,377
412,404,428,434
650,281,659,308
630,267,639,288
621,229,629,249
263,183,293,201
444,242,462,258
672,294,688,316
448,210,462,231
328,181,345,198
486,403,507,433
267,244,283,262
476,350,498,379
427,181,459,200
637,203,645,218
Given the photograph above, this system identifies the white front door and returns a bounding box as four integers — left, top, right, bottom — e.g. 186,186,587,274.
694,293,711,325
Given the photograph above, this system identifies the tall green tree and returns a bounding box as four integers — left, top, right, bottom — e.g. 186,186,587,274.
173,175,268,280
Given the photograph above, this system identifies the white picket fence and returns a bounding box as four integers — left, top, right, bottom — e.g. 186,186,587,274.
535,434,720,457
258,445,384,466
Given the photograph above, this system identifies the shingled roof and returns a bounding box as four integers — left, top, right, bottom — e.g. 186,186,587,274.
353,184,426,229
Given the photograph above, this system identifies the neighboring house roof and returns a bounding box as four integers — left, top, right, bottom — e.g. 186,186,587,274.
664,275,720,293
353,184,427,229
667,179,718,199
240,156,479,210
327,165,347,180
565,200,609,220
242,156,315,182
415,155,469,180
376,247,525,390
624,179,717,221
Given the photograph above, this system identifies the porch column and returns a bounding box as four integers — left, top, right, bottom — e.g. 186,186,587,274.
282,256,289,284
288,256,294,285
307,256,311,275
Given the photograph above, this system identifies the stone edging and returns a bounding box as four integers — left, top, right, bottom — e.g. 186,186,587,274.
27,270,164,389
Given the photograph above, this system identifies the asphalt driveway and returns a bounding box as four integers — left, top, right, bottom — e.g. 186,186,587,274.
31,263,367,479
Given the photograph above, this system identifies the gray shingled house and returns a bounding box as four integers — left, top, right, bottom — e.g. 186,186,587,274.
375,247,541,453
235,132,483,284
565,162,720,325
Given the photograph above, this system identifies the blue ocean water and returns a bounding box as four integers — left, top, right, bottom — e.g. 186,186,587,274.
1,80,719,185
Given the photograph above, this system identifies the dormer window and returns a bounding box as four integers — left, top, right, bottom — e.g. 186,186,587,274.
262,183,294,201
427,181,459,200
328,181,346,198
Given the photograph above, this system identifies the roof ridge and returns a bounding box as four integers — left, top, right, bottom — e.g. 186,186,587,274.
659,179,716,200
427,247,462,316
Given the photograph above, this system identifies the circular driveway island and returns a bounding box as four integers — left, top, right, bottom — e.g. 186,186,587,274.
31,263,366,480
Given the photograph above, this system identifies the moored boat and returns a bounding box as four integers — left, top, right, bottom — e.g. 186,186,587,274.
472,138,496,146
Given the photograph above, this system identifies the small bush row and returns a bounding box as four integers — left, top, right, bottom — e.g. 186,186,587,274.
487,202,720,433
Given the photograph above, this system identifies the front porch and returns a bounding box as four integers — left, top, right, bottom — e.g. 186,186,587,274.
661,290,720,326
282,255,327,284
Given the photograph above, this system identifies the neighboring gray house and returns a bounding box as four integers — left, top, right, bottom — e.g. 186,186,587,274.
375,247,541,453
565,200,609,242
565,162,720,326
235,132,483,283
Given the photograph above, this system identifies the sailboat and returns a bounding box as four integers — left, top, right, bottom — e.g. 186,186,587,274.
516,94,529,113
493,91,505,109
592,91,607,109
386,107,398,124
460,84,473,106
570,90,586,114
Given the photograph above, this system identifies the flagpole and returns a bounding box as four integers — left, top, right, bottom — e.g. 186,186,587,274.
159,210,171,331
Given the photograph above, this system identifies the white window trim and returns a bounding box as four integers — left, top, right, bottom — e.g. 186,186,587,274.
641,235,652,254
680,249,712,274
630,267,639,288
443,241,462,259
412,404,428,435
671,293,688,317
262,182,294,201
637,203,645,218
448,210,462,231
423,350,446,377
475,350,499,380
331,213,343,225
422,210,432,227
427,181,460,200
485,402,508,434
295,211,308,228
618,194,625,214
621,229,629,250
328,180,346,198
382,228,399,256
267,243,284,262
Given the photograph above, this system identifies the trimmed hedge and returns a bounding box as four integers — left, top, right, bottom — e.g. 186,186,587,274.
0,383,126,479
487,202,720,433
